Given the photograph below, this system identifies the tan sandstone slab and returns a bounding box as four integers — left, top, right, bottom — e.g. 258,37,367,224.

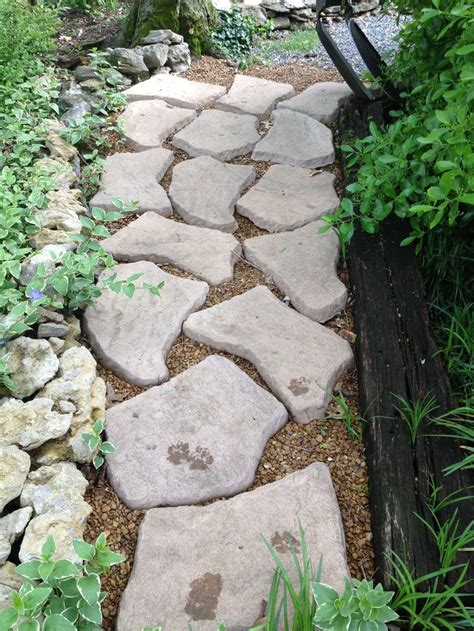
252,110,334,168
102,212,241,286
89,148,173,215
119,100,196,151
243,222,347,322
172,110,260,161
277,82,353,124
184,286,353,422
215,74,295,120
237,166,339,232
83,262,208,386
168,156,256,232
124,74,227,109
106,355,288,509
117,463,349,631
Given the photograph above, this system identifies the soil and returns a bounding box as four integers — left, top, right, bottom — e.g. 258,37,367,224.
82,54,374,630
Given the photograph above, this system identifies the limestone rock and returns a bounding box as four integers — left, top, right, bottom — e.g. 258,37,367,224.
172,110,260,161
169,156,256,232
19,244,69,286
43,119,78,162
139,43,169,69
103,212,241,286
0,562,22,612
0,446,30,512
106,48,149,79
119,100,196,151
184,286,353,422
237,167,339,232
216,74,294,120
0,337,59,399
28,228,75,250
0,398,72,451
252,110,334,168
243,222,347,322
124,74,226,109
272,16,291,29
34,157,78,190
89,148,173,216
0,507,33,564
74,65,100,83
277,82,353,124
48,337,65,355
35,203,82,232
46,189,87,216
19,505,91,563
167,43,192,73
117,464,349,631
142,30,181,45
35,346,106,464
37,322,69,338
106,356,287,509
84,262,209,386
62,314,82,352
20,462,89,516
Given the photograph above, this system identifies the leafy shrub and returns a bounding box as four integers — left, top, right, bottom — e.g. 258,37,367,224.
0,0,58,86
211,7,271,59
312,577,398,630
82,419,117,469
0,533,124,630
326,0,474,249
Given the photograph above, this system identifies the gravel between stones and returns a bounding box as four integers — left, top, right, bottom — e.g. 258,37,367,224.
83,56,374,631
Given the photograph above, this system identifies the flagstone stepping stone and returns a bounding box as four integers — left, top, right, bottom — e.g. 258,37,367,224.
244,222,347,322
215,74,295,120
252,110,334,168
106,355,287,510
83,262,208,386
89,148,173,215
169,156,256,232
277,82,353,124
172,110,260,161
124,74,227,109
119,100,196,151
102,212,241,285
237,166,339,232
116,463,349,631
184,286,353,422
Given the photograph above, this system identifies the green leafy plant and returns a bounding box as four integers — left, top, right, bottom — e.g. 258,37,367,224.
82,419,116,469
330,390,366,441
0,533,124,630
312,577,399,630
434,407,474,475
211,7,270,60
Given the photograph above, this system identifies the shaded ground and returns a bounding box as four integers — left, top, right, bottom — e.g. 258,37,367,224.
83,56,374,630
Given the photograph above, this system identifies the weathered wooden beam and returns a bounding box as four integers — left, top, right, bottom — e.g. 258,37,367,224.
339,96,473,587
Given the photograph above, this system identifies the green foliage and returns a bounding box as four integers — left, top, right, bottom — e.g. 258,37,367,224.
0,0,58,86
0,533,124,630
391,392,439,446
326,0,474,248
82,419,117,469
40,0,119,13
329,390,365,441
255,28,318,64
211,7,271,60
434,407,474,475
312,577,398,630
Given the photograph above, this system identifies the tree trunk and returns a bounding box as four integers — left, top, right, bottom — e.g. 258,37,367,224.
124,0,216,56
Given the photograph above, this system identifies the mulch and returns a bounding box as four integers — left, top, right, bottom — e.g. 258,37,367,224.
82,54,374,631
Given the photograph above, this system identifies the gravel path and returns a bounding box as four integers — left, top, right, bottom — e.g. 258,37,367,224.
256,14,410,72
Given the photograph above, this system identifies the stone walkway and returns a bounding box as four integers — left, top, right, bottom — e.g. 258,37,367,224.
87,73,354,628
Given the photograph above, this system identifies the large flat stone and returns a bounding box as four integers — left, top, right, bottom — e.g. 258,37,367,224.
119,100,196,151
252,110,334,168
124,74,227,109
89,148,173,215
169,156,256,232
243,222,347,322
83,262,208,386
102,212,241,286
172,110,260,161
184,286,353,422
117,464,349,631
237,166,339,232
106,355,287,509
215,74,295,120
277,81,353,124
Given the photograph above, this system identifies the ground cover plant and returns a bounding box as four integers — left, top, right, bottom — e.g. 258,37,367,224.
211,6,272,61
